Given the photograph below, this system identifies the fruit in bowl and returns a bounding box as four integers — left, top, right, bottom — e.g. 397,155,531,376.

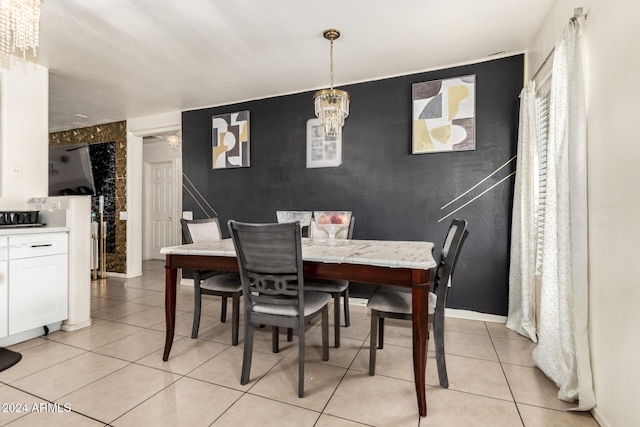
317,213,349,225
313,211,352,245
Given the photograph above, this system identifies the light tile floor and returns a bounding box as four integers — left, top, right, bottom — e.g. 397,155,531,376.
0,260,600,427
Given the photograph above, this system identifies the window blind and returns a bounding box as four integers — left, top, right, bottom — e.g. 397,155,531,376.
534,91,550,275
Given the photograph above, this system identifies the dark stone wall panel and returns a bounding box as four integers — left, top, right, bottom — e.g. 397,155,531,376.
49,121,127,274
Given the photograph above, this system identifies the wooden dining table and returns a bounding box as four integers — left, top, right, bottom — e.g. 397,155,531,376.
161,238,436,416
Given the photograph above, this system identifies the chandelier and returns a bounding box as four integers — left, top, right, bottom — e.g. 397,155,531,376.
313,29,350,137
0,0,41,58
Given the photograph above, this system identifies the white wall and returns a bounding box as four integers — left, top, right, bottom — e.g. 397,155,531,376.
528,1,640,426
0,56,48,208
126,111,181,276
125,131,143,277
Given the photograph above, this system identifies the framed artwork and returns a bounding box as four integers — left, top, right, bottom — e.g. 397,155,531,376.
212,110,250,169
306,118,342,168
412,74,475,154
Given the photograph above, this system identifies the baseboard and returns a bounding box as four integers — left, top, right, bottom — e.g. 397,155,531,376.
445,308,507,323
105,272,127,278
179,284,507,323
349,298,507,323
100,271,142,279
61,318,93,332
349,297,368,307
0,322,62,347
590,407,610,427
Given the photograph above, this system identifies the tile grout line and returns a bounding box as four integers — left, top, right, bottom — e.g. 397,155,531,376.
484,320,526,427
315,332,370,426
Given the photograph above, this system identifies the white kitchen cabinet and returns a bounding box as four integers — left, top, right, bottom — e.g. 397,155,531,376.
0,237,8,339
1,232,68,339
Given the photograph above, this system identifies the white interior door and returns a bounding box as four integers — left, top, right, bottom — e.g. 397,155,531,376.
149,161,175,259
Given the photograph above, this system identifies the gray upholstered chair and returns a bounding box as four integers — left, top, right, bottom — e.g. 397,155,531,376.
367,218,468,388
303,217,355,348
180,218,242,345
228,220,330,398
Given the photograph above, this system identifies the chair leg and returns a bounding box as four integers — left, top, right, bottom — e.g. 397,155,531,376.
378,317,384,349
231,293,240,346
272,326,280,353
434,311,449,388
343,288,351,327
322,306,329,361
191,271,202,339
298,322,305,398
287,328,293,342
220,297,228,323
333,293,340,348
240,317,253,385
369,309,378,376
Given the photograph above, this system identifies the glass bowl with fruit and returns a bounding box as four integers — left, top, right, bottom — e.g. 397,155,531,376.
313,211,352,245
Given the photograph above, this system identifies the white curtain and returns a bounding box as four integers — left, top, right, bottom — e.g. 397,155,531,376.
508,18,595,410
506,81,538,342
532,19,595,410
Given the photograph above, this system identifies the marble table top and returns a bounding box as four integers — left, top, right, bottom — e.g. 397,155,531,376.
161,238,436,270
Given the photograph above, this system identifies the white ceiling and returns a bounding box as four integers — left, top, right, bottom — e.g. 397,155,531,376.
29,0,554,132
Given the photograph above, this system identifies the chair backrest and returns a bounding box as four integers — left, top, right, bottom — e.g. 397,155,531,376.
275,211,312,226
181,218,223,244
276,211,312,237
433,218,468,293
228,221,305,314
309,216,355,240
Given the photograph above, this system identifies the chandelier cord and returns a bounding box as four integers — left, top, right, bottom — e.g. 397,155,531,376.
329,39,334,90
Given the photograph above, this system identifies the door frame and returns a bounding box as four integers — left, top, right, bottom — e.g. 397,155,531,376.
127,113,182,277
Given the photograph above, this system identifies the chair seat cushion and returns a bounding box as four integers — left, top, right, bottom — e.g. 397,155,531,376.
253,291,330,317
200,273,242,292
304,279,349,293
367,288,437,315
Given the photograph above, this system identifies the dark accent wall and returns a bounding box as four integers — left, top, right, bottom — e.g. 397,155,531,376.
182,55,523,315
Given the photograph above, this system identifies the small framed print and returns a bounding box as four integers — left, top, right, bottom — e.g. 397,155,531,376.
306,118,342,168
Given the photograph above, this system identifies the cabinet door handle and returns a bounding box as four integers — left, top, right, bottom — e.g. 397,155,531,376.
30,244,53,248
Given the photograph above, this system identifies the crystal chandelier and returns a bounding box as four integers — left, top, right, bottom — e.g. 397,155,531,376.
0,0,41,58
313,29,350,137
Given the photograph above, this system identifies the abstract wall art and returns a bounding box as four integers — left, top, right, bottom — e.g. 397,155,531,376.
412,75,475,154
212,110,250,169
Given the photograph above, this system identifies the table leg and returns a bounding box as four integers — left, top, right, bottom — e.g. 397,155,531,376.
163,262,177,361
412,284,429,417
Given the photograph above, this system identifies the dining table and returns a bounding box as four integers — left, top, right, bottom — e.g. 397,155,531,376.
161,237,436,416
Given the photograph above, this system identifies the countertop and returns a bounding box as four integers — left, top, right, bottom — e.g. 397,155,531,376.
0,226,69,236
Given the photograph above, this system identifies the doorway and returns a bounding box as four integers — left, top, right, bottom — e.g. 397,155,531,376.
142,136,181,260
